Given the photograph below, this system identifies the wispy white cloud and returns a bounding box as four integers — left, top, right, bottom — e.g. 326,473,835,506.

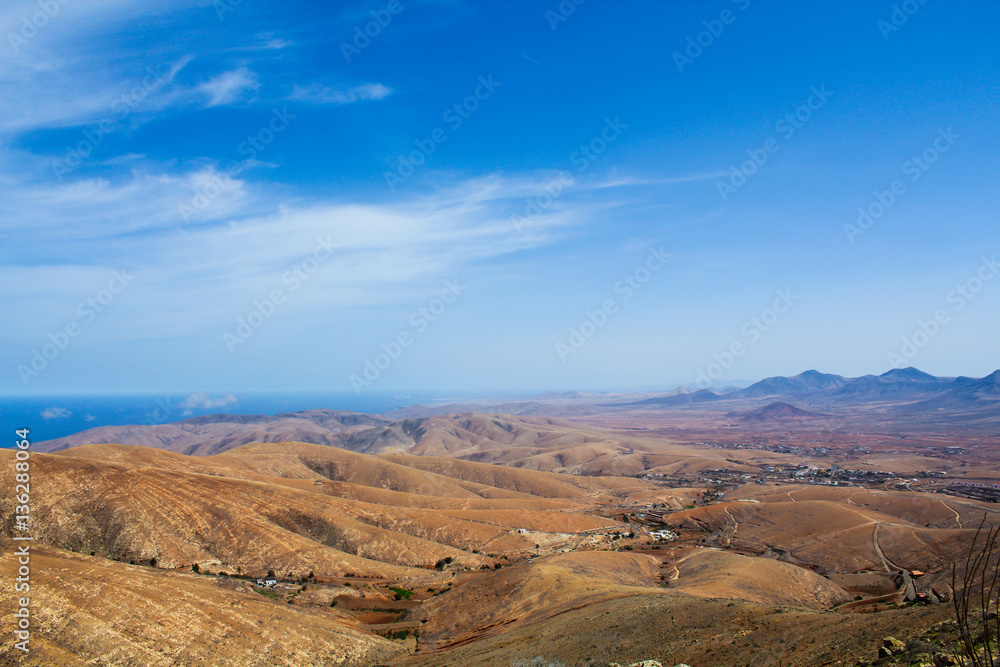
234,35,293,51
198,67,259,107
588,171,730,189
289,82,392,105
0,53,194,134
0,165,583,345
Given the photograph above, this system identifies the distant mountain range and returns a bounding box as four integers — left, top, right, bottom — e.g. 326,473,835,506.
738,369,850,397
677,367,999,408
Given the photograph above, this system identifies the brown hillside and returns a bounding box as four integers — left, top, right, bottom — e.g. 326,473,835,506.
667,499,981,575
725,483,997,528
377,452,649,497
409,551,666,648
2,444,643,580
667,547,852,609
0,543,404,667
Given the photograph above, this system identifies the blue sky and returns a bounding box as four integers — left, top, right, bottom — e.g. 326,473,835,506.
2,0,998,398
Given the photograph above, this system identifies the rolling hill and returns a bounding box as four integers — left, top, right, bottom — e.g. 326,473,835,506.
738,401,832,422
35,412,774,478
1,443,647,580
3,437,991,665
0,543,406,667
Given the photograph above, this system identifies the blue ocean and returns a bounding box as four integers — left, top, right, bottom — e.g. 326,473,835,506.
0,392,445,445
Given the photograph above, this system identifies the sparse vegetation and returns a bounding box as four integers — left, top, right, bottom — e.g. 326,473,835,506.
254,588,281,600
953,515,1000,666
389,587,414,600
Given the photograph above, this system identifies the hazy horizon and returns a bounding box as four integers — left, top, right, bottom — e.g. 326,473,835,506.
6,364,999,444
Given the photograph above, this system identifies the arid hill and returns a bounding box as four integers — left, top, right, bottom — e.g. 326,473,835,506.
394,549,950,667
667,547,852,608
3,437,989,666
666,496,991,578
35,412,777,478
0,443,645,581
35,412,627,457
409,550,667,649
724,483,996,528
737,401,832,422
13,387,1000,667
33,409,394,455
0,543,405,667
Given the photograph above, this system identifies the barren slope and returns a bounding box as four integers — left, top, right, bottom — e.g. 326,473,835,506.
409,551,666,650
396,554,949,667
726,483,997,528
0,543,405,667
36,411,763,477
667,499,981,574
1,444,640,581
667,547,852,608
